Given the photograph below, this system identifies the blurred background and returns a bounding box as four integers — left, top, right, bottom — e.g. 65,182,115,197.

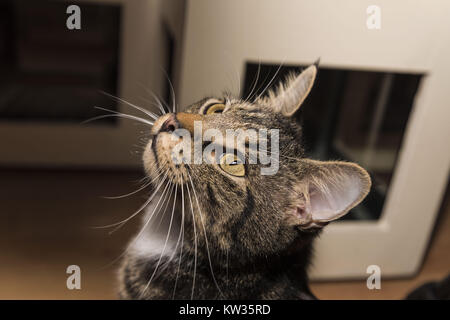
0,0,449,299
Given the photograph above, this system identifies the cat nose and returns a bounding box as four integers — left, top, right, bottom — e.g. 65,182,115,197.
159,114,179,133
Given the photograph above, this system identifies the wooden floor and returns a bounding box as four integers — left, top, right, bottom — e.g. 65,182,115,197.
0,169,448,299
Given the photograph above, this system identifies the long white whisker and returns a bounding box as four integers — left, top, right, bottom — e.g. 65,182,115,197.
185,179,197,300
82,113,154,127
100,91,159,121
94,106,155,124
132,177,173,240
108,177,171,235
91,170,168,230
145,85,170,114
102,167,164,200
140,181,178,296
244,60,261,103
172,177,185,299
103,179,152,200
254,60,285,102
137,96,166,116
110,177,172,275
155,181,176,231
160,68,177,113
136,82,165,116
99,173,170,270
141,86,170,115
83,106,155,127
187,169,224,298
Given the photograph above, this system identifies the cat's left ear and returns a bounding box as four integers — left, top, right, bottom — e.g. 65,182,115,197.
266,62,318,117
287,159,371,229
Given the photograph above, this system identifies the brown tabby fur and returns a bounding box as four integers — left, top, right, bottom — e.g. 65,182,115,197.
118,65,371,299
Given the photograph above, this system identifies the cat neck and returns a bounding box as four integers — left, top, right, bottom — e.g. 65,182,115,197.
129,236,316,299
127,197,317,299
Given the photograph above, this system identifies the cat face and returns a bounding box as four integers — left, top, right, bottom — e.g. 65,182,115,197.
142,64,371,261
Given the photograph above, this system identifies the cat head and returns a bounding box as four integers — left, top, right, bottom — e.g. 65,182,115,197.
142,64,371,261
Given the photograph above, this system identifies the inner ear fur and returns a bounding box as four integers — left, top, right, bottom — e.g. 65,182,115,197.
292,159,372,226
260,62,318,117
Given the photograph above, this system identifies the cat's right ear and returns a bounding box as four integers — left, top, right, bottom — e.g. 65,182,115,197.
263,61,318,117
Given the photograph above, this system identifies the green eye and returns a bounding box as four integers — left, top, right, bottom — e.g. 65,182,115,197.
219,153,245,177
205,103,225,115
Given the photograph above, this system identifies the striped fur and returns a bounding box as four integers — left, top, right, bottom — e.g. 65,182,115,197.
119,65,370,299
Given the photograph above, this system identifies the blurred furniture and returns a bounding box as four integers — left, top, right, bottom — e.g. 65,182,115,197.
0,0,185,167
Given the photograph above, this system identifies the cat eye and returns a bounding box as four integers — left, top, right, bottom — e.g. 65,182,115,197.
219,153,245,177
205,103,225,115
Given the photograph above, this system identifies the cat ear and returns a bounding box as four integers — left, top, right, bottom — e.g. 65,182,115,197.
265,62,318,117
289,159,371,229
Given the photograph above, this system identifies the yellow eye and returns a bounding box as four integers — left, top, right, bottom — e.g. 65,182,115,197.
219,153,245,177
205,103,225,115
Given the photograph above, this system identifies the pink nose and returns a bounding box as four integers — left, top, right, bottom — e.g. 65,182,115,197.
160,114,178,133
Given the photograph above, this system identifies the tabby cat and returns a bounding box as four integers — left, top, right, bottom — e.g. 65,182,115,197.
118,63,371,299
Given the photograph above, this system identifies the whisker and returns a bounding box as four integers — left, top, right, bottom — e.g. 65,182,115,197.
82,114,153,127
187,169,224,298
140,181,178,296
140,86,170,115
134,178,174,298
160,67,177,113
129,176,172,240
94,106,155,125
155,181,176,231
243,59,261,103
135,82,165,116
100,90,159,121
222,51,241,99
172,176,185,299
185,178,197,300
102,179,153,200
108,179,171,235
254,60,285,102
137,96,166,116
82,108,154,127
133,174,151,185
98,172,170,270
91,170,168,230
